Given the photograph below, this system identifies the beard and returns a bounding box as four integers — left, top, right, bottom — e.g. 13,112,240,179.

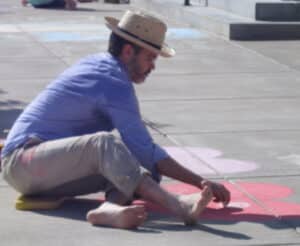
127,56,151,84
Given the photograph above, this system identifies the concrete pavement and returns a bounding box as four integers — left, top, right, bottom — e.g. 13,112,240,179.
1,0,300,245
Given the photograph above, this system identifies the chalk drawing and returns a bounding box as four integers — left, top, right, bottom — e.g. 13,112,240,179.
164,146,258,175
135,182,300,222
34,27,205,42
168,182,300,221
167,28,207,39
278,154,300,166
33,31,107,42
0,23,207,42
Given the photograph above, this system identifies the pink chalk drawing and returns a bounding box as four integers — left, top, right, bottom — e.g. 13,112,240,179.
133,182,300,222
162,182,300,222
133,147,300,222
164,146,258,175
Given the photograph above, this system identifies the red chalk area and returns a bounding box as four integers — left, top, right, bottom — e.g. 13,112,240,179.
133,182,300,222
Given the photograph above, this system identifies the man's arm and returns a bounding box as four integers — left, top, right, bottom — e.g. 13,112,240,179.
102,77,230,205
157,157,231,206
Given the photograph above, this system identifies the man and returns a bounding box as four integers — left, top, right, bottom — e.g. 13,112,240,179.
1,10,230,229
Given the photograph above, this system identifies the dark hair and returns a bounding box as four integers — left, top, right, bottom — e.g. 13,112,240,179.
108,32,141,57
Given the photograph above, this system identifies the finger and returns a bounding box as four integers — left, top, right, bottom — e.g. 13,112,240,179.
218,186,230,207
212,185,227,204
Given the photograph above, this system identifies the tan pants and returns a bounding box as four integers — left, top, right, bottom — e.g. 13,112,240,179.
1,132,148,199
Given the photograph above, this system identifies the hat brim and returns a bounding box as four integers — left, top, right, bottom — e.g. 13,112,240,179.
105,16,175,58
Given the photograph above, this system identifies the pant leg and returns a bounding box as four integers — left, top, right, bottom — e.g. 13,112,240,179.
1,132,149,199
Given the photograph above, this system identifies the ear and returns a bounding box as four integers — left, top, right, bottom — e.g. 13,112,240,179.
120,44,135,63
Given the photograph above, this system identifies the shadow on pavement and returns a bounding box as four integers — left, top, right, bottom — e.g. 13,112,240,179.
0,97,25,137
31,197,299,237
32,198,252,238
202,207,300,229
33,198,99,221
33,198,251,237
142,215,252,239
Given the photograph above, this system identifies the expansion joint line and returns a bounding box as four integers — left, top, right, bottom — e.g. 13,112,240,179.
14,23,71,67
143,117,299,234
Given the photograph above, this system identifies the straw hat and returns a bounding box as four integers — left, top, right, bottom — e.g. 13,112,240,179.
105,10,175,58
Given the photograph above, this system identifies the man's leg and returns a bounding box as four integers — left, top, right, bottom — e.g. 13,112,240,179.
2,132,212,229
2,132,148,197
136,176,213,225
87,176,213,228
2,132,151,228
105,184,133,205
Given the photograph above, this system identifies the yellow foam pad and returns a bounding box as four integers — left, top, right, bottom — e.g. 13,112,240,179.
15,195,66,210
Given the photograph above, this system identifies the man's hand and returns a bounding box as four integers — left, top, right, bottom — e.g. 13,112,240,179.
156,157,231,206
201,180,230,207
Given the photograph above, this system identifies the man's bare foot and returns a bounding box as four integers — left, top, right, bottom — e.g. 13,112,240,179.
21,0,28,6
86,202,147,229
179,185,213,226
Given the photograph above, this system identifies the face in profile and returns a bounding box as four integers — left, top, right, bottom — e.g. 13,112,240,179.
127,48,158,84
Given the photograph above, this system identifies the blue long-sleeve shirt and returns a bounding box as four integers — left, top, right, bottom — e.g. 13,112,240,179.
1,53,168,180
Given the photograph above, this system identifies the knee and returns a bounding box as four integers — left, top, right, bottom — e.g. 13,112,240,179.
86,132,126,154
96,132,127,152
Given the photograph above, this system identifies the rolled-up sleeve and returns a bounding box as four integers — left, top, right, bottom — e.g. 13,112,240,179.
101,81,168,181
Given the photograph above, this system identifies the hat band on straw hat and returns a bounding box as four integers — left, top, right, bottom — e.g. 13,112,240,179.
117,27,162,50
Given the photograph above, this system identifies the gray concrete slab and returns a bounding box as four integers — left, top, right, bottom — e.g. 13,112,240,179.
236,40,300,72
0,58,67,79
154,49,291,75
0,38,56,58
42,42,107,58
141,98,300,133
0,79,50,103
137,72,300,100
